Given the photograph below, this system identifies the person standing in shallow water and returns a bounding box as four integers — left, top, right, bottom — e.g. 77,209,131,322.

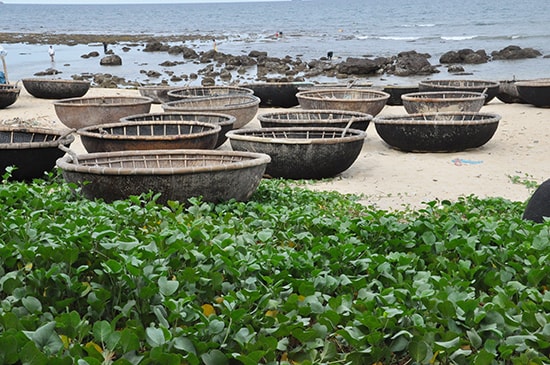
48,45,55,62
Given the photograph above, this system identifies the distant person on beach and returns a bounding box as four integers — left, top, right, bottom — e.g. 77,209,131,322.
48,45,55,62
212,39,217,52
103,42,108,54
327,51,333,60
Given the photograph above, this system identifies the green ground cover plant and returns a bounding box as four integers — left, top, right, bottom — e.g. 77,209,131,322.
1,169,549,365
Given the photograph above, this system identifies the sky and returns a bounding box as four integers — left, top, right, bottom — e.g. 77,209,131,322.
2,0,278,3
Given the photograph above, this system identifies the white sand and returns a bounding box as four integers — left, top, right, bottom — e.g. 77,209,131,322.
3,86,549,211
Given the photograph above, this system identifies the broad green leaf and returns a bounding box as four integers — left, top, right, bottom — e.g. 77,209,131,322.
19,341,48,365
201,349,228,365
22,296,42,314
435,337,460,349
23,321,64,354
409,340,430,363
92,320,112,344
158,277,179,296
146,327,166,347
173,336,196,354
257,229,273,242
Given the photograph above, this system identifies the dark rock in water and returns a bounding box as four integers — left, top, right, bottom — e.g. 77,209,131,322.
181,46,199,59
160,60,178,67
249,50,268,58
336,57,381,75
440,49,489,64
491,45,542,60
81,51,100,59
100,55,122,66
523,179,550,223
391,50,438,76
143,41,169,52
34,68,61,76
448,64,465,73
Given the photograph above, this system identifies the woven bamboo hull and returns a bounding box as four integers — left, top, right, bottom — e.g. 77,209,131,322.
0,84,20,109
374,112,501,152
257,110,372,131
296,89,389,116
516,79,550,107
57,149,270,204
119,112,236,148
402,91,485,114
227,127,366,179
163,95,260,129
167,86,253,101
22,78,90,99
418,79,499,104
78,119,221,153
246,82,314,108
54,96,153,129
0,127,74,180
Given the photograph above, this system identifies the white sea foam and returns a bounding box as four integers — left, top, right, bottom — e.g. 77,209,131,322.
441,35,478,41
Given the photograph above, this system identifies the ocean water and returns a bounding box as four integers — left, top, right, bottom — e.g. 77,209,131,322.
1,0,549,86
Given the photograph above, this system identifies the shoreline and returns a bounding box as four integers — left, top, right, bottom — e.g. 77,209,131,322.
2,86,549,211
2,32,549,90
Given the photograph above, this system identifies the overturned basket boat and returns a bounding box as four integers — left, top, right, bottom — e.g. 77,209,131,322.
167,85,254,101
56,149,271,204
227,127,366,179
77,115,222,153
296,88,389,116
0,126,74,180
163,94,260,129
244,81,314,108
257,110,372,131
374,112,501,152
22,78,90,99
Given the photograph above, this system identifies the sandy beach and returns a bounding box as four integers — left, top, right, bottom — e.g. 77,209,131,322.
2,86,549,211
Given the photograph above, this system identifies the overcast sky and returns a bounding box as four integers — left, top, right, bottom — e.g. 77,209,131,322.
3,0,279,3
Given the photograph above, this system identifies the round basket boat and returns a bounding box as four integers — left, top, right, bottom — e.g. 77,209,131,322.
56,149,271,204
296,88,390,116
227,127,366,179
374,112,501,152
418,79,499,103
54,96,153,129
138,85,179,104
167,85,254,101
257,110,372,131
0,84,21,109
22,78,90,99
77,117,221,153
515,79,550,108
401,91,486,114
121,112,235,148
244,81,314,108
0,126,74,181
163,94,260,129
